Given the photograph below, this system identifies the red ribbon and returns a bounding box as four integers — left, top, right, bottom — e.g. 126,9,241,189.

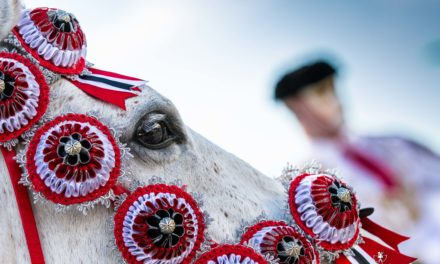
335,255,351,264
2,147,45,264
336,237,417,264
361,217,410,251
359,237,417,263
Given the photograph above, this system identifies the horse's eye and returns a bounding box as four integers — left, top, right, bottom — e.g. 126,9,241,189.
135,113,177,149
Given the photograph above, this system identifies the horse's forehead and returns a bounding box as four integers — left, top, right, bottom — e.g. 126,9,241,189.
50,79,177,130
111,87,175,121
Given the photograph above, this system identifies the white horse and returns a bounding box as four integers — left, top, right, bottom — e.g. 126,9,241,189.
0,1,286,263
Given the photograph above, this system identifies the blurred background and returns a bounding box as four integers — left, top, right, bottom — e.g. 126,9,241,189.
29,0,440,177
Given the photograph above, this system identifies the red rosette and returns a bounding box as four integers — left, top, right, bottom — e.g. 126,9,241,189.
114,184,205,264
240,221,320,264
0,52,49,143
195,244,268,264
288,173,360,251
25,114,121,205
13,7,87,75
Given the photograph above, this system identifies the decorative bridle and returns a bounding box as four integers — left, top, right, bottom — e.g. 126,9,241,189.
0,7,416,264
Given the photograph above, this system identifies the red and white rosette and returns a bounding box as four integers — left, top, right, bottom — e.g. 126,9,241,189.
288,173,360,252
240,220,320,264
195,244,268,264
25,114,121,205
114,184,205,264
13,7,87,75
0,52,49,144
11,7,146,110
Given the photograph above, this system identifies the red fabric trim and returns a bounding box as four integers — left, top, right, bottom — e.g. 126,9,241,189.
2,147,45,264
208,240,220,249
26,114,121,205
361,217,410,251
114,184,205,264
239,220,288,244
194,244,268,264
359,237,417,264
289,174,312,240
131,87,142,92
88,67,143,81
67,79,137,110
12,28,86,75
335,255,351,264
288,173,360,251
112,184,129,196
0,52,50,143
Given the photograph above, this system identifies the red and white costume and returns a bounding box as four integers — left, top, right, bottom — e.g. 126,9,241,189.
310,134,440,263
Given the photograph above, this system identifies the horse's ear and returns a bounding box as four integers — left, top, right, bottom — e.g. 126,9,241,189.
0,0,23,40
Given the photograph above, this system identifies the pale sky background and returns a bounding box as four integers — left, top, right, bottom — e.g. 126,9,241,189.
28,0,440,177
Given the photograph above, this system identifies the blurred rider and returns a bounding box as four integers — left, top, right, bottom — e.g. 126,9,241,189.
274,60,440,263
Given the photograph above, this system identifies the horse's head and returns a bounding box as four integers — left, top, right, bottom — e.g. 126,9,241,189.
48,78,286,236
0,3,286,263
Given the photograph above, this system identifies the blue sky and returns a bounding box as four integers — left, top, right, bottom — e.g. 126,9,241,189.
30,0,440,177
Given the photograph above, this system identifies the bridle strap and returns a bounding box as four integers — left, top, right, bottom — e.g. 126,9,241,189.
2,147,45,264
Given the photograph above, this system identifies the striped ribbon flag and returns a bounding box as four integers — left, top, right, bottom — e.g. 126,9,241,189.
68,67,146,110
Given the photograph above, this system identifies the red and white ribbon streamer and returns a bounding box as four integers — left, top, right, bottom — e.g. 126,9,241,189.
335,218,416,264
336,237,417,264
68,67,146,110
360,217,410,251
